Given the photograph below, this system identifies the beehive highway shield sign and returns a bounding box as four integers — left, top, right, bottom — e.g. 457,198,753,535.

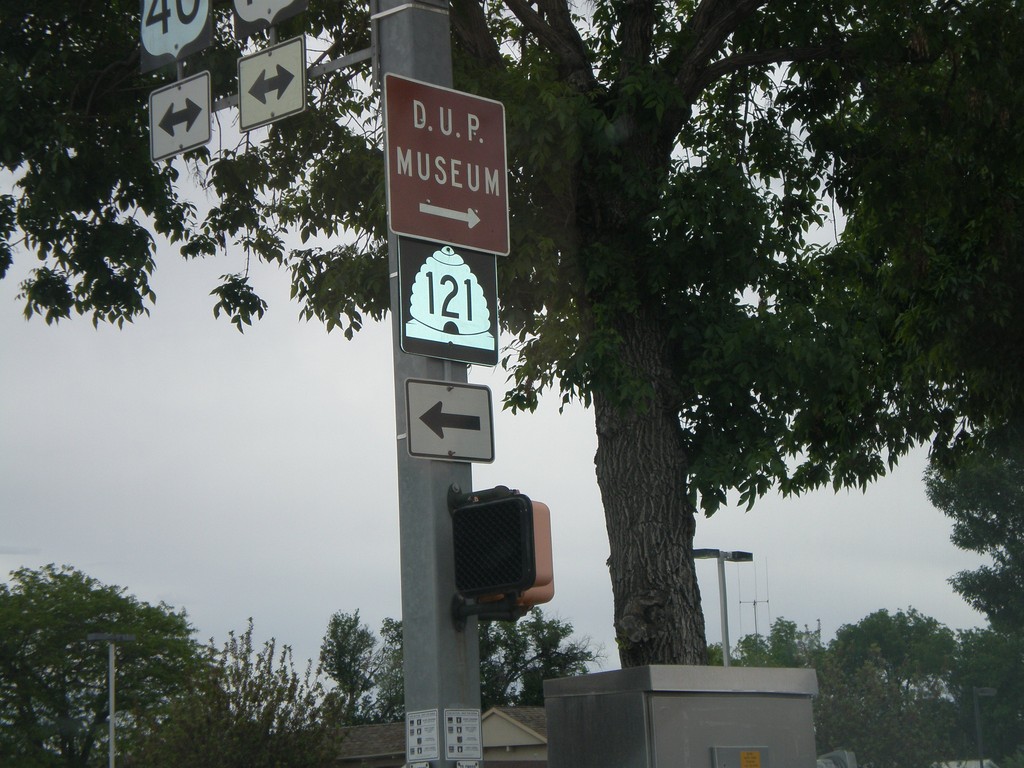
399,238,498,366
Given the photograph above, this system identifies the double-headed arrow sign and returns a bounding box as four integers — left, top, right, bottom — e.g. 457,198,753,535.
149,71,211,162
238,36,306,132
406,379,494,463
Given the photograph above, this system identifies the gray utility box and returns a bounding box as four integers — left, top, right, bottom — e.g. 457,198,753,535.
544,665,818,768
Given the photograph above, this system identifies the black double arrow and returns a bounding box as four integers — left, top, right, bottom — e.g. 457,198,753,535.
158,98,202,136
158,63,295,137
419,401,481,439
248,64,295,104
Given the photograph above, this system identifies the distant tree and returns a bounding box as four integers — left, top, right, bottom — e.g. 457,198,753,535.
322,608,598,722
0,564,198,768
925,419,1024,633
731,612,1024,765
319,611,403,725
319,610,380,724
371,618,405,722
827,608,957,691
946,627,1024,765
814,652,956,768
705,643,724,666
479,608,600,708
731,618,823,669
813,609,957,767
129,620,330,768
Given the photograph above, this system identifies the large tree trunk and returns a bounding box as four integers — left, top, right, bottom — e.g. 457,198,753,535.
592,312,708,667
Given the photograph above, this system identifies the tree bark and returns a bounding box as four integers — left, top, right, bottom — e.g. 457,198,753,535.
592,312,708,667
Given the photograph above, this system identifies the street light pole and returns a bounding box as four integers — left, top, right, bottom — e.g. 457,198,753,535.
694,549,753,667
973,686,997,768
715,554,730,665
86,633,136,768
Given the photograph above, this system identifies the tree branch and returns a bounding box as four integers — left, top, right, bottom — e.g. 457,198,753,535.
450,0,505,68
671,0,769,97
503,0,597,90
694,0,769,64
689,0,728,43
616,0,657,80
683,43,851,100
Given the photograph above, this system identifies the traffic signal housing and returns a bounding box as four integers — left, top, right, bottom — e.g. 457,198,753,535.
449,486,554,624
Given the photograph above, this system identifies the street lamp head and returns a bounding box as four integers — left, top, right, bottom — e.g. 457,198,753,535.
724,551,754,562
693,548,721,559
86,633,136,643
974,686,997,697
693,549,753,562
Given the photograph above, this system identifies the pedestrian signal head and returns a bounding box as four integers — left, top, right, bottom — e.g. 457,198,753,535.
451,492,536,598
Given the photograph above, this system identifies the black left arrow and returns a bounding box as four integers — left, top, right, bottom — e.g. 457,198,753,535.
249,64,295,104
420,401,481,439
159,98,202,136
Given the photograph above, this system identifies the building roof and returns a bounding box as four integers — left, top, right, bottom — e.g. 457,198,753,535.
484,706,548,741
336,707,548,761
336,722,406,760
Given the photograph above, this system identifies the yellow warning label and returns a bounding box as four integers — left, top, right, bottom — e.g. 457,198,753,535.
740,751,762,768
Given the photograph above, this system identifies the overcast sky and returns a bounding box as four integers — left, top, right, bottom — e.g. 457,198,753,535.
1,230,990,673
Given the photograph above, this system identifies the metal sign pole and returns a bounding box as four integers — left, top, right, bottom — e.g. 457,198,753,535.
375,0,482,763
108,641,116,768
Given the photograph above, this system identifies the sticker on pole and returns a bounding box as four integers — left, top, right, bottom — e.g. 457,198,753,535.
444,709,482,761
406,709,440,762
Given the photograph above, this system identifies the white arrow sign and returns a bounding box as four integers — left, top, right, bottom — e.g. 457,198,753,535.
237,36,306,132
405,379,494,463
419,203,481,229
149,71,211,162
